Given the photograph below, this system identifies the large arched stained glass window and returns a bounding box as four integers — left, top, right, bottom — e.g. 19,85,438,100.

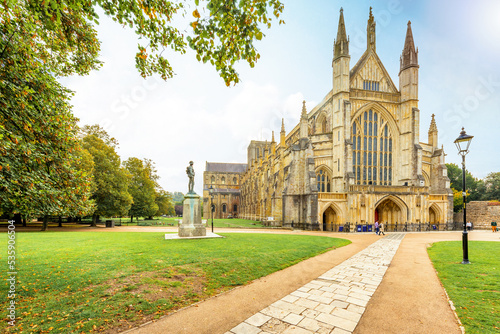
316,169,331,192
352,109,392,185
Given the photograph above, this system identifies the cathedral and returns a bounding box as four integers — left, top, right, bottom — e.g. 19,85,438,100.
204,8,453,231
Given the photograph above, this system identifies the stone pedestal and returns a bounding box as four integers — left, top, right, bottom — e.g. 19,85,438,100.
178,192,206,237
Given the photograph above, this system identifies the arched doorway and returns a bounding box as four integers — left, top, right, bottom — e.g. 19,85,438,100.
322,206,337,232
429,205,439,225
375,197,405,231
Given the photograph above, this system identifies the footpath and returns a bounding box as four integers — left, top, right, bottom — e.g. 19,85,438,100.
226,233,405,334
122,229,497,334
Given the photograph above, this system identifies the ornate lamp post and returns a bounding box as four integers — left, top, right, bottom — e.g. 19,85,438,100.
454,127,473,264
209,185,214,233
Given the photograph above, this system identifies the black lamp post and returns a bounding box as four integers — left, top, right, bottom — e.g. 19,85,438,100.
209,185,214,233
454,127,473,264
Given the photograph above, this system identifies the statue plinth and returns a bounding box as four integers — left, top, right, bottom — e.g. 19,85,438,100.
178,192,206,237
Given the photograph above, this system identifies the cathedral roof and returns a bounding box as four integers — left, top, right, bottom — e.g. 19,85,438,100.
205,162,248,173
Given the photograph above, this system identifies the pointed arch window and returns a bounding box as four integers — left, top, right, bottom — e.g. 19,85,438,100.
316,169,331,192
221,177,226,185
352,109,393,185
211,176,215,184
363,80,380,91
317,114,328,134
233,177,237,184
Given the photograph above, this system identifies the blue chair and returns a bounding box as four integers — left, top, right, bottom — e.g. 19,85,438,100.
338,226,344,232
367,225,373,232
357,225,362,232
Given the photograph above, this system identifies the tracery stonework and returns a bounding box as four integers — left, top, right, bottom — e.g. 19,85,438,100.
204,8,453,231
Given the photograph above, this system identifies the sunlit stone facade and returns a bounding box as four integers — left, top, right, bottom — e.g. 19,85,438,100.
208,8,453,230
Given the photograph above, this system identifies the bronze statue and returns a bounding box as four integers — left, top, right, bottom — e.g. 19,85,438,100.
186,161,195,193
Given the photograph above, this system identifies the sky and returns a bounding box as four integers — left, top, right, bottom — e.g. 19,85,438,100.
60,0,500,195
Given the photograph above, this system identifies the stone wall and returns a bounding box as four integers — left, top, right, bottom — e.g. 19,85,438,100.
453,201,500,229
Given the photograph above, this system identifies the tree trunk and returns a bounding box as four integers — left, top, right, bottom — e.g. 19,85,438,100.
14,213,22,225
41,215,49,231
22,216,27,227
130,215,134,224
58,216,63,227
91,214,98,227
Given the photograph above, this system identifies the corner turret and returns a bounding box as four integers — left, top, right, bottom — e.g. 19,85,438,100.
332,8,350,95
399,21,419,102
333,8,349,60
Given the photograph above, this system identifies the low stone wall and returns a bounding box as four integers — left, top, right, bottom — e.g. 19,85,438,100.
453,201,500,229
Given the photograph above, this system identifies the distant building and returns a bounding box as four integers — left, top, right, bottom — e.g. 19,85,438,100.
206,8,453,230
203,162,247,219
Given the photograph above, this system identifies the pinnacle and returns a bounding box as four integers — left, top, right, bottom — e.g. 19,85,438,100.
429,114,437,133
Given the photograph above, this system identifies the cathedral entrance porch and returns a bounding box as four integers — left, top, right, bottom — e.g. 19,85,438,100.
322,206,338,232
375,196,408,232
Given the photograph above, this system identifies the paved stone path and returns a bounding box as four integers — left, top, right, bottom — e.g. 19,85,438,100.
227,233,406,334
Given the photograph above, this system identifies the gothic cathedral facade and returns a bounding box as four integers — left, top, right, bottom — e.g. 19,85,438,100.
205,8,453,230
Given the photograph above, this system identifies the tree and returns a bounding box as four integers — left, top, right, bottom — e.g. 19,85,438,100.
0,11,95,228
483,172,500,201
172,192,185,203
81,125,133,226
155,190,175,216
2,1,283,222
123,157,159,222
446,163,483,205
5,0,284,86
1,3,98,228
175,204,184,217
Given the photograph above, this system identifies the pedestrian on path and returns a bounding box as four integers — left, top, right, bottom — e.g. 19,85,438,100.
379,222,386,235
492,221,497,232
374,221,379,235
467,221,472,231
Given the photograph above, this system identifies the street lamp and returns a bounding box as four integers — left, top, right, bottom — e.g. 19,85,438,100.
209,185,214,233
454,127,473,264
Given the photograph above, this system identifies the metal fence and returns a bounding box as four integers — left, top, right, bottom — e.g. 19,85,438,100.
325,222,467,233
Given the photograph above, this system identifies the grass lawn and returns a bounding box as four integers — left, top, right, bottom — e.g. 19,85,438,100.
0,232,350,333
204,218,265,228
427,241,500,333
122,217,265,228
0,217,265,229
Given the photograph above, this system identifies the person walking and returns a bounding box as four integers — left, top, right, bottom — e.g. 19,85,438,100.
492,221,497,233
379,222,386,235
374,221,379,235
